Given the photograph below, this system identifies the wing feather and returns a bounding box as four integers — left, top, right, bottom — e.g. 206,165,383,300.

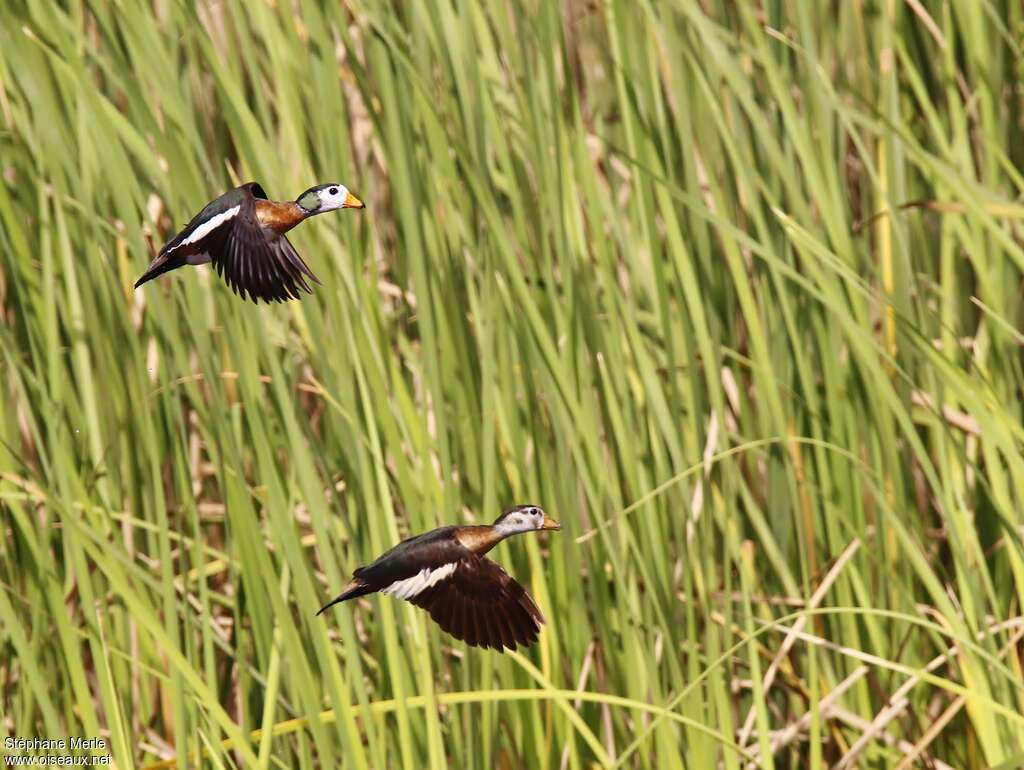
468,602,482,648
409,554,546,651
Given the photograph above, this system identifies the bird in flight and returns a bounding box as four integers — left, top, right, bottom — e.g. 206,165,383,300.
135,181,364,303
318,505,561,651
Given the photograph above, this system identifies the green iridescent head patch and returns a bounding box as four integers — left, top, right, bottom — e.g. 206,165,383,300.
296,189,323,213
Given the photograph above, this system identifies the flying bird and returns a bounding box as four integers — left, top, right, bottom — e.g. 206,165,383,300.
135,181,364,303
318,505,561,651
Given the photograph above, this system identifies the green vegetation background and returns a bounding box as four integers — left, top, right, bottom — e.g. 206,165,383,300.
2,1,1024,768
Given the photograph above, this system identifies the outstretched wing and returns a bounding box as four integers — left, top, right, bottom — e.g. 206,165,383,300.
213,221,320,303
407,554,545,650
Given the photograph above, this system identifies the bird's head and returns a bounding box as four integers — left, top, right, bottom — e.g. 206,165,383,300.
493,505,560,536
296,183,364,214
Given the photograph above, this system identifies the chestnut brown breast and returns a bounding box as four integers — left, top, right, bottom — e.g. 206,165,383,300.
454,525,505,555
255,200,306,234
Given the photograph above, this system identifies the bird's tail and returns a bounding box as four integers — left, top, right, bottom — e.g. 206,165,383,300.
134,252,185,289
316,579,371,616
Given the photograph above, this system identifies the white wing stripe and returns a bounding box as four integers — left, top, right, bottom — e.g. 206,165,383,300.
166,205,241,255
381,563,457,600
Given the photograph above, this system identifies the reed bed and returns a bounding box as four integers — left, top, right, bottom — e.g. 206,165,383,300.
2,1,1024,767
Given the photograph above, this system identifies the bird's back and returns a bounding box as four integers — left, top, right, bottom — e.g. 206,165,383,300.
354,526,465,583
159,185,250,257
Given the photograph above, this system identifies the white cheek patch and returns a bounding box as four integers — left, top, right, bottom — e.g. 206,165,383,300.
381,563,457,600
168,205,241,254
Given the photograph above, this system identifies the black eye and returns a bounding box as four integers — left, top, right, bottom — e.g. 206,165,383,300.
328,187,338,195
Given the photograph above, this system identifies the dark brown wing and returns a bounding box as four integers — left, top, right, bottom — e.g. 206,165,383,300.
215,226,318,303
409,554,545,651
213,206,320,304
